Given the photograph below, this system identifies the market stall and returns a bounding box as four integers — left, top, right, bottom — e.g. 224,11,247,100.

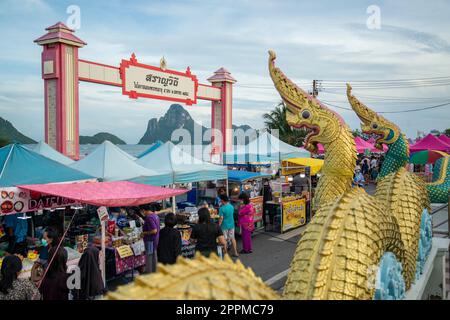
135,141,228,209
0,143,97,280
227,170,273,233
258,158,323,234
2,181,187,285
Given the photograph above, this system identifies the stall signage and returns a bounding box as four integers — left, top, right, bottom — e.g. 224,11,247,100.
116,245,134,259
282,198,306,232
97,206,109,222
0,187,78,215
120,55,198,105
250,196,264,223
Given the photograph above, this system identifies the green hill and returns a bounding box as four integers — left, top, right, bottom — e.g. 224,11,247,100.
0,117,36,145
80,132,126,145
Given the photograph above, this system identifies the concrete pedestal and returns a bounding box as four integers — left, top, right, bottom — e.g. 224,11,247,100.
405,238,449,300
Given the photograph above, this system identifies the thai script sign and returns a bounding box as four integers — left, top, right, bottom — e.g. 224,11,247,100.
120,54,198,105
0,187,78,215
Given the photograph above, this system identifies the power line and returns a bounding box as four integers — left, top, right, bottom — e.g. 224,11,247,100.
321,101,450,113
319,76,450,83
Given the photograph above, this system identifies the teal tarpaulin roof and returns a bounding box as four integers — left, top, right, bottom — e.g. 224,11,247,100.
227,170,272,183
137,140,164,159
26,141,74,166
135,141,227,184
223,131,310,164
70,141,173,186
0,144,94,187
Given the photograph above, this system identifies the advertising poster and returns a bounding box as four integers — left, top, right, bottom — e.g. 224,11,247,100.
282,198,306,232
250,196,264,223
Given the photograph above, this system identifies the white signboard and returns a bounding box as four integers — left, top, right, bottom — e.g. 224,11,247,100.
0,187,78,215
97,206,109,222
120,55,198,105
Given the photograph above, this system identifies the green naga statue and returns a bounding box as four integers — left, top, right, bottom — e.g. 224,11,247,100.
346,84,449,204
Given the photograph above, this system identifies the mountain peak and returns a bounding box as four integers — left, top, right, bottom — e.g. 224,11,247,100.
0,117,36,144
138,104,253,145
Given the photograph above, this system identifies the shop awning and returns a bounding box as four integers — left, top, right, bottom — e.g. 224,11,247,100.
281,158,324,176
227,170,273,183
17,181,188,207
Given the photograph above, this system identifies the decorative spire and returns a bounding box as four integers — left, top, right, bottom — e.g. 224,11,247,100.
160,56,167,70
34,21,86,47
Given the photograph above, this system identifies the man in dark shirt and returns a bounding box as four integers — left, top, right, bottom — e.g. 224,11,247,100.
157,213,181,265
190,208,227,257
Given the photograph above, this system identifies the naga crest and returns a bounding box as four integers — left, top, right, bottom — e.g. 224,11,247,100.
347,83,400,149
268,50,344,153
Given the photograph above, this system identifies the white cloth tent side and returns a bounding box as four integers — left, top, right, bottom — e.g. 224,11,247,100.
27,141,74,166
135,141,228,184
70,141,173,185
223,131,310,164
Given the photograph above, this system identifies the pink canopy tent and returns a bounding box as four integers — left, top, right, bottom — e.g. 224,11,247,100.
438,134,450,146
366,137,387,152
410,134,450,152
17,181,187,207
316,136,382,154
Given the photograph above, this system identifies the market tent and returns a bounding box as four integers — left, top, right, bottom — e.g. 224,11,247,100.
26,141,74,165
223,131,310,164
135,141,228,184
281,158,324,176
0,144,94,187
354,136,380,153
70,141,173,185
316,137,383,154
18,181,187,207
410,134,450,152
438,135,450,146
137,140,164,159
409,150,448,165
227,170,273,183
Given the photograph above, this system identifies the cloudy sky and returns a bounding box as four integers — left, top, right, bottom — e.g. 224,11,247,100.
0,0,449,143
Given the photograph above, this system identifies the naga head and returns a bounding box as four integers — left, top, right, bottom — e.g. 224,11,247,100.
268,51,345,153
347,83,400,149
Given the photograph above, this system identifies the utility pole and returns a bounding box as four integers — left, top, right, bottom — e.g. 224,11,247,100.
311,80,320,97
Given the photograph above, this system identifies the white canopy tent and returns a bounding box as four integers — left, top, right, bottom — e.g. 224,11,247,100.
70,141,173,185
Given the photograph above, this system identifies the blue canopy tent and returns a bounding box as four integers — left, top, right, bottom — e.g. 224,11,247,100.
26,141,74,166
223,131,310,164
135,141,228,184
227,170,273,183
137,140,164,159
0,144,94,187
70,141,173,186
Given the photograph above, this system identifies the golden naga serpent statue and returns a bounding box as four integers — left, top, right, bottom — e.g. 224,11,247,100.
107,51,428,300
346,85,431,288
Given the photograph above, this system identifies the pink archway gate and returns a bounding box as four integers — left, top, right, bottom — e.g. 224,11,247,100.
34,22,235,160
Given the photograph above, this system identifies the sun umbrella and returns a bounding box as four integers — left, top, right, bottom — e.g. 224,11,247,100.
409,150,448,165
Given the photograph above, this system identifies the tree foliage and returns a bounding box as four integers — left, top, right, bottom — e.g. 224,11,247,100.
263,102,306,147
